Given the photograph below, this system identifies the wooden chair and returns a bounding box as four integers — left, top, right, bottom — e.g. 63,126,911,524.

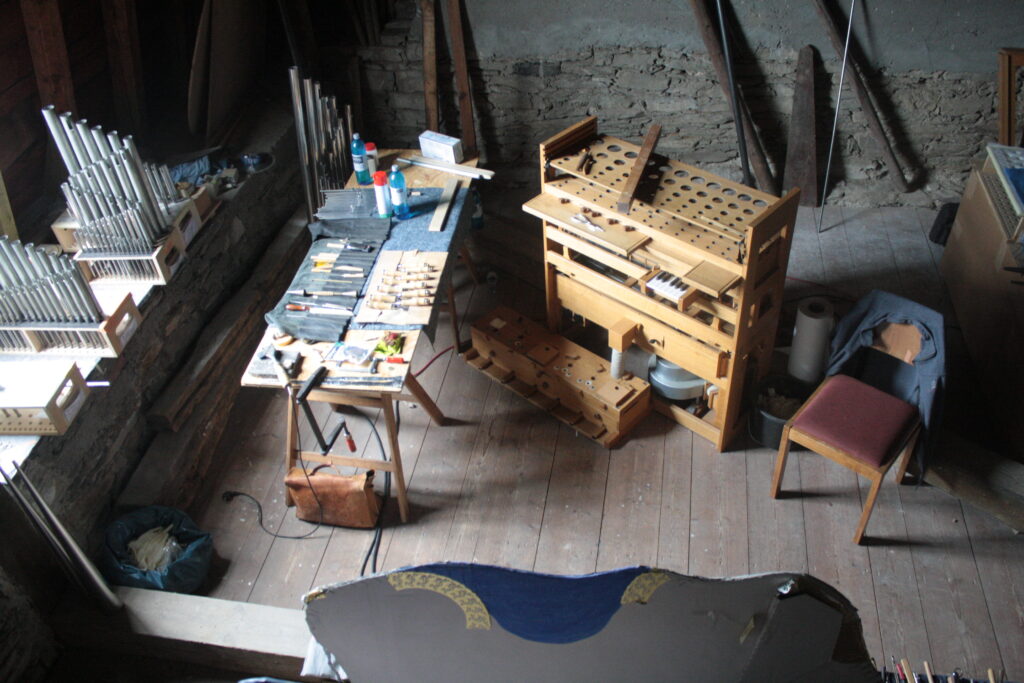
770,323,923,544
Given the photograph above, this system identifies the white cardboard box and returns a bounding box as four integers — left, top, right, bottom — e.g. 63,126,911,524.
418,130,464,163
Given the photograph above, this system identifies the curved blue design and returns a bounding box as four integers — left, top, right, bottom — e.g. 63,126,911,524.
416,563,648,644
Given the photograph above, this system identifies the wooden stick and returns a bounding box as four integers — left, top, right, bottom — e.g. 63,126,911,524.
687,0,777,194
900,658,914,683
812,0,909,192
922,660,933,682
617,124,661,213
446,0,476,157
428,178,458,232
783,45,819,206
421,0,439,131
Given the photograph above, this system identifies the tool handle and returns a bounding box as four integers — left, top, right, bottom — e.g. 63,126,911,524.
341,423,357,452
297,365,328,402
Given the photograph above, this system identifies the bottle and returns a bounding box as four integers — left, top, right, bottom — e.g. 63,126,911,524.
388,164,410,218
351,133,371,184
373,170,391,218
365,142,379,176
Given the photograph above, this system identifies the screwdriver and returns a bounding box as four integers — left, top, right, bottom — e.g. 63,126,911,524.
285,303,352,316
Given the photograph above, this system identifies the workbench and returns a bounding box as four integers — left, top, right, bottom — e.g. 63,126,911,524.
241,149,478,522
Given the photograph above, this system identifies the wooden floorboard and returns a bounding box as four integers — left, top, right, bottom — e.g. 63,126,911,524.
194,207,1024,680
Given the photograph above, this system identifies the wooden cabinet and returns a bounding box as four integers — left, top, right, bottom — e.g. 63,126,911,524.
523,117,799,451
942,161,1024,459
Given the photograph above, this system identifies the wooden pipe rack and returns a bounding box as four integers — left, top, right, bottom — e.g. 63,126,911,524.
527,116,800,451
466,306,651,447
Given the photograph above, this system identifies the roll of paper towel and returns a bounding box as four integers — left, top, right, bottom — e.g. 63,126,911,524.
787,297,834,383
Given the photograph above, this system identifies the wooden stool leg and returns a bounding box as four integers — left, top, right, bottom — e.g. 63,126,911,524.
854,474,884,545
770,425,793,498
284,392,298,507
381,396,410,523
893,426,921,485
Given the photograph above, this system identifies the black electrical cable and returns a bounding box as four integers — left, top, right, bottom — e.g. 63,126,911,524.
358,407,391,576
222,386,325,540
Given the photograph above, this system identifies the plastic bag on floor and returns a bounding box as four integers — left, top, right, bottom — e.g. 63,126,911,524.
100,505,212,593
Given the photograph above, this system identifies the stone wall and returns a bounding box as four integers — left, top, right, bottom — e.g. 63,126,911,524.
357,4,999,214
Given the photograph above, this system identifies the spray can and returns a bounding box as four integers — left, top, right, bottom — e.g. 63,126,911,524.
388,164,410,218
373,170,391,218
365,142,379,175
351,133,371,184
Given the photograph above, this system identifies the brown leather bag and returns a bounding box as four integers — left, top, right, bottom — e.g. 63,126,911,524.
284,466,381,528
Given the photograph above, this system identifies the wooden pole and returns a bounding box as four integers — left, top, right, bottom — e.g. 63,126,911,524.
421,0,439,131
0,171,18,240
688,0,777,195
812,0,909,192
446,0,477,157
101,0,146,133
783,45,819,206
617,124,662,213
20,0,76,114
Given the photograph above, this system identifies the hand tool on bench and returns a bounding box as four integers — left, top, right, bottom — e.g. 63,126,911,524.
295,365,357,454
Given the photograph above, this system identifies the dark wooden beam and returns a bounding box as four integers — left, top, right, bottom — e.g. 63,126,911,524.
20,0,75,114
421,0,439,131
688,0,777,195
101,0,145,133
784,45,819,207
446,0,476,157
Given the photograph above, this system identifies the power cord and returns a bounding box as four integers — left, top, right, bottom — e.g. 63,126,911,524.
221,384,325,540
357,408,390,576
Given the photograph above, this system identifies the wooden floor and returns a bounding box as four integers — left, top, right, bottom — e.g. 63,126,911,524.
192,206,1024,680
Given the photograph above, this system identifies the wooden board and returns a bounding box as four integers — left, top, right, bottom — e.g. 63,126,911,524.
783,45,818,207
354,250,446,326
549,134,773,238
681,260,741,297
421,0,439,131
446,0,476,157
428,178,458,232
616,123,661,213
523,193,650,256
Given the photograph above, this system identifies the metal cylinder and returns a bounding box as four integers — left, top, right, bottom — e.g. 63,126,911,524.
41,106,81,174
289,67,318,222
60,113,92,170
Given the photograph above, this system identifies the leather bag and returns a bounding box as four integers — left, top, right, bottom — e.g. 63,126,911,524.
285,466,380,528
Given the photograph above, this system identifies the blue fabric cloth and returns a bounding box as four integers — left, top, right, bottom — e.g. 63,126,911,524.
825,290,945,474
419,563,647,644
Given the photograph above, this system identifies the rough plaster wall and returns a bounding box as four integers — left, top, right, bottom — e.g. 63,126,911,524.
358,2,1003,213
0,100,301,680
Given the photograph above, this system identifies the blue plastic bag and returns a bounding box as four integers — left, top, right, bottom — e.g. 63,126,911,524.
101,505,212,593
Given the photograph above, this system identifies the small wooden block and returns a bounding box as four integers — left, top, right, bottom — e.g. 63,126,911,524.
506,378,537,398
525,391,558,410
526,342,559,365
595,381,636,408
572,418,606,439
551,403,582,425
681,260,742,298
483,363,514,383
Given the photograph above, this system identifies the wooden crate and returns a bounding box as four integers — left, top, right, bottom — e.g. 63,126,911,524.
527,117,799,451
76,226,186,285
467,306,651,447
0,361,90,435
0,292,142,357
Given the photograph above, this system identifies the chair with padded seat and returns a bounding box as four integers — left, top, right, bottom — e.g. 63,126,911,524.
770,295,943,545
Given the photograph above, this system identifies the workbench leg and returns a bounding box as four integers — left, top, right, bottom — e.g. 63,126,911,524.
381,396,409,523
404,373,446,425
458,245,480,284
284,392,298,507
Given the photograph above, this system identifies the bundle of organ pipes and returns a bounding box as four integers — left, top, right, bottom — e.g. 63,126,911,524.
41,105,179,256
0,238,105,351
288,66,352,221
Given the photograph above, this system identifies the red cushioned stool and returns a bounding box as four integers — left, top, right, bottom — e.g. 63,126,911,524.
769,373,921,544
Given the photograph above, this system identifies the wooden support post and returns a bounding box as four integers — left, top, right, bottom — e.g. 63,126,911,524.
812,0,910,192
0,171,17,240
688,0,777,195
617,124,661,213
446,0,477,157
421,0,439,131
998,48,1024,147
783,46,819,206
101,0,146,133
607,318,638,352
20,0,76,114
